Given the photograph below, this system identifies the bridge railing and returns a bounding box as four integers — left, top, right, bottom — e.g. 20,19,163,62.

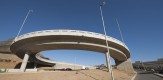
15,29,129,50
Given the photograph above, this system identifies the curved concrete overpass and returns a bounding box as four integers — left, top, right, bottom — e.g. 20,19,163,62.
35,53,91,70
10,29,134,72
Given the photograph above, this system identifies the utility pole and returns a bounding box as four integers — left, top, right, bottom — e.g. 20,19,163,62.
99,1,114,80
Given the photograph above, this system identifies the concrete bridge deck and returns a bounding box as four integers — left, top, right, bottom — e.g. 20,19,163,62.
9,29,134,72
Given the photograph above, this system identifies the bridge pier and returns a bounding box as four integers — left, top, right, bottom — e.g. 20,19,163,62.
34,62,37,69
115,59,135,73
105,52,109,70
20,53,30,72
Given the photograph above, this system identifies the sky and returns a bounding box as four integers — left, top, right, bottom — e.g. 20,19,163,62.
0,0,163,66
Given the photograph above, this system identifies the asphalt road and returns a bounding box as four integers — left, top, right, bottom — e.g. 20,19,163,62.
135,70,163,80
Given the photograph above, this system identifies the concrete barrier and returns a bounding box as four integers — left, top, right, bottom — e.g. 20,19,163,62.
25,69,37,72
7,69,21,72
0,69,6,73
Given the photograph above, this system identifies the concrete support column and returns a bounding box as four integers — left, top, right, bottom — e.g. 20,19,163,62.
20,53,29,72
105,52,109,70
115,59,135,73
34,62,37,69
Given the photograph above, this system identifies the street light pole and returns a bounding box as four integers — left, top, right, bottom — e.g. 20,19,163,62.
14,10,33,42
99,2,114,80
115,18,124,43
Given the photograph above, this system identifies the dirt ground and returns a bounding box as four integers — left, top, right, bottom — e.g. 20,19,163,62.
0,69,134,80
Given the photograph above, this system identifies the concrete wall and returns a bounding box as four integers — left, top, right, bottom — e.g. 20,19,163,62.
115,59,135,73
54,63,96,70
0,40,22,69
54,63,84,70
0,53,22,69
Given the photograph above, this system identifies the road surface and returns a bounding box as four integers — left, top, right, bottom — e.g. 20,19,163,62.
135,70,163,80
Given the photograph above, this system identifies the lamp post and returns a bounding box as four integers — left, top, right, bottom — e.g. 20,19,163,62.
14,10,33,42
99,1,114,80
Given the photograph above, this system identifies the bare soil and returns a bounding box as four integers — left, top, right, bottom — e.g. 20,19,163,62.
0,69,134,80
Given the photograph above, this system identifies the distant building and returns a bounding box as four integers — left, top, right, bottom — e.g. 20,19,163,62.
158,58,163,61
133,59,163,71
